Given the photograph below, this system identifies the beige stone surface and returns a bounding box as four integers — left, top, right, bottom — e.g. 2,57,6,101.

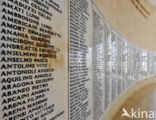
113,82,156,120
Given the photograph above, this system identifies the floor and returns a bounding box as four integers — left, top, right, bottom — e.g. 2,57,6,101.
112,84,156,120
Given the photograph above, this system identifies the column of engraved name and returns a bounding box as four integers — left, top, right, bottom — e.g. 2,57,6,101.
92,5,105,120
0,0,68,120
69,0,93,120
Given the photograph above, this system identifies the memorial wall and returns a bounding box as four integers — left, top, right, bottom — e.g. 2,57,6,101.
1,0,156,120
69,0,93,120
92,4,105,120
0,0,68,120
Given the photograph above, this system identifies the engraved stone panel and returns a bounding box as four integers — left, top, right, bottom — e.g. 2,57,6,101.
111,30,118,101
92,4,105,120
139,50,148,79
116,35,123,95
121,39,129,90
69,0,93,120
0,0,68,119
104,23,112,109
129,44,136,85
153,54,156,76
148,52,154,77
